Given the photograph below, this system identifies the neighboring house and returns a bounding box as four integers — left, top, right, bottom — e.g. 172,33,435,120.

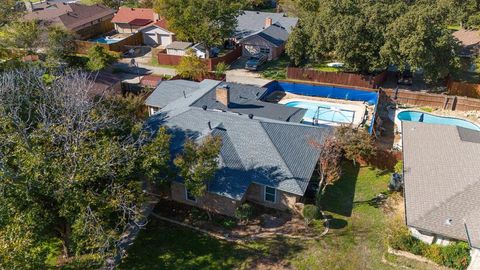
165,41,194,56
111,7,175,47
452,29,480,58
24,2,116,39
141,20,175,47
402,122,480,251
235,11,298,60
111,7,158,34
145,79,330,216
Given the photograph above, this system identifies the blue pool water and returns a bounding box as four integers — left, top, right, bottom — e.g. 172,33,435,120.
397,110,480,131
284,101,355,124
90,37,122,44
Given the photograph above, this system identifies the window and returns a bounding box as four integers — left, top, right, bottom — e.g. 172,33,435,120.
185,188,197,202
264,186,276,203
260,47,270,54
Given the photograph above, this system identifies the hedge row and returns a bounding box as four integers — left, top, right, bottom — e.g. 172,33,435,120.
387,220,471,269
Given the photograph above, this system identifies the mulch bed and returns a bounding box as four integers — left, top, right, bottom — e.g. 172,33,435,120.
152,199,321,239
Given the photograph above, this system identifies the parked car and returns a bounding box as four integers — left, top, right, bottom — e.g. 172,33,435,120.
245,54,267,71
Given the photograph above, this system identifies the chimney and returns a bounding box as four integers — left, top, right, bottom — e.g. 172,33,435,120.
216,84,230,108
154,12,160,21
25,1,34,12
265,17,273,28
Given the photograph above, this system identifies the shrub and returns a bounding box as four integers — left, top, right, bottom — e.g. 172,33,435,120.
394,160,403,174
438,242,471,269
234,203,254,222
386,212,471,269
303,204,320,226
86,45,118,71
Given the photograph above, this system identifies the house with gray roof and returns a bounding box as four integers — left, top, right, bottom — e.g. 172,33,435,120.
235,11,298,60
402,121,480,250
145,79,330,216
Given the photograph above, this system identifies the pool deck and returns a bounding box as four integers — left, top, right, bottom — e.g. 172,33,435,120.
266,91,373,128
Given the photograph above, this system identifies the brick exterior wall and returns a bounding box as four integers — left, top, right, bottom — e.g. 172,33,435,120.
245,183,300,210
171,182,241,217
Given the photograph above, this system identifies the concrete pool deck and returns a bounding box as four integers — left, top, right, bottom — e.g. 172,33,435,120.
266,91,373,128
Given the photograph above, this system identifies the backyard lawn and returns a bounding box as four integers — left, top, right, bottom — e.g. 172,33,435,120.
119,163,439,270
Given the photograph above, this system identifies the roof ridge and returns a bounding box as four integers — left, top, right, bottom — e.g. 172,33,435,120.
258,121,302,193
412,176,480,225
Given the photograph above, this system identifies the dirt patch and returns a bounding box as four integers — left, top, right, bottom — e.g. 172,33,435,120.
249,258,294,270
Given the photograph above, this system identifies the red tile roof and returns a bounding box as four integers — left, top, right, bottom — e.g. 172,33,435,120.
153,19,169,30
111,7,157,24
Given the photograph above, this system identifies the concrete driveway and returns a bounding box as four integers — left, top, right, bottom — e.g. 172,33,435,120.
226,57,272,86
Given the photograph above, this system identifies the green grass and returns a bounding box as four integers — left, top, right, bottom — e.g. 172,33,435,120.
261,55,290,80
119,163,439,270
149,57,176,69
309,61,343,72
119,219,260,270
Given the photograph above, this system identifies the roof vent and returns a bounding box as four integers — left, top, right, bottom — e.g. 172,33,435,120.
202,105,207,111
445,218,453,226
208,121,212,130
248,114,254,119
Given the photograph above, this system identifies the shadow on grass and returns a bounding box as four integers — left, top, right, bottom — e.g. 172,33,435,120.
119,218,305,270
320,162,360,218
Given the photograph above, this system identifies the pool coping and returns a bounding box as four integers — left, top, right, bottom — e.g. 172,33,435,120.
394,109,480,133
278,97,367,127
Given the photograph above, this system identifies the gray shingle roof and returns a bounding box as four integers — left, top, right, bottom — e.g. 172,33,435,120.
235,10,298,39
150,107,330,200
190,82,306,122
145,80,217,108
241,24,289,47
166,41,193,50
402,121,480,247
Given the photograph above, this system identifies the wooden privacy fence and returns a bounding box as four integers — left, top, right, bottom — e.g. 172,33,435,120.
157,46,242,71
447,79,480,99
381,88,480,111
287,67,387,89
75,32,143,54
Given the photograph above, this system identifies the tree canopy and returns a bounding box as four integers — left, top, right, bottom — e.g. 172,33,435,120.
0,68,171,268
154,0,243,58
286,0,461,82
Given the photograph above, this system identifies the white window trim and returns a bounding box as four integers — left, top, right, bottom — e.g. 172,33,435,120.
264,185,276,203
185,187,197,202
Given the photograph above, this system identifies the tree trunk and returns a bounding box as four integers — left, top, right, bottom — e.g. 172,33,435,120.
57,222,72,258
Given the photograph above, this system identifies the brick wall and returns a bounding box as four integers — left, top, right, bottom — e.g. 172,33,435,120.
244,183,300,210
170,182,240,217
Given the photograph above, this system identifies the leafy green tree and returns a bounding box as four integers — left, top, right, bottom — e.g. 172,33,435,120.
381,4,460,82
86,45,117,71
174,135,222,199
0,0,20,26
154,0,243,58
0,20,41,55
336,126,376,166
0,68,171,268
45,26,76,67
176,49,208,80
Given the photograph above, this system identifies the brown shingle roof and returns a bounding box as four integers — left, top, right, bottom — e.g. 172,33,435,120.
402,121,480,248
24,3,115,31
452,29,480,56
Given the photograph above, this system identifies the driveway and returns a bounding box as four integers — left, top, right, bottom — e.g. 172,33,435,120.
226,57,272,86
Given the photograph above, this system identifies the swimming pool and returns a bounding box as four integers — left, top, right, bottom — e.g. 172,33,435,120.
90,37,122,44
397,110,480,131
284,100,356,124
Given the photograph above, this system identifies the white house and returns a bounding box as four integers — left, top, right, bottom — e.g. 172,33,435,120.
165,41,193,56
